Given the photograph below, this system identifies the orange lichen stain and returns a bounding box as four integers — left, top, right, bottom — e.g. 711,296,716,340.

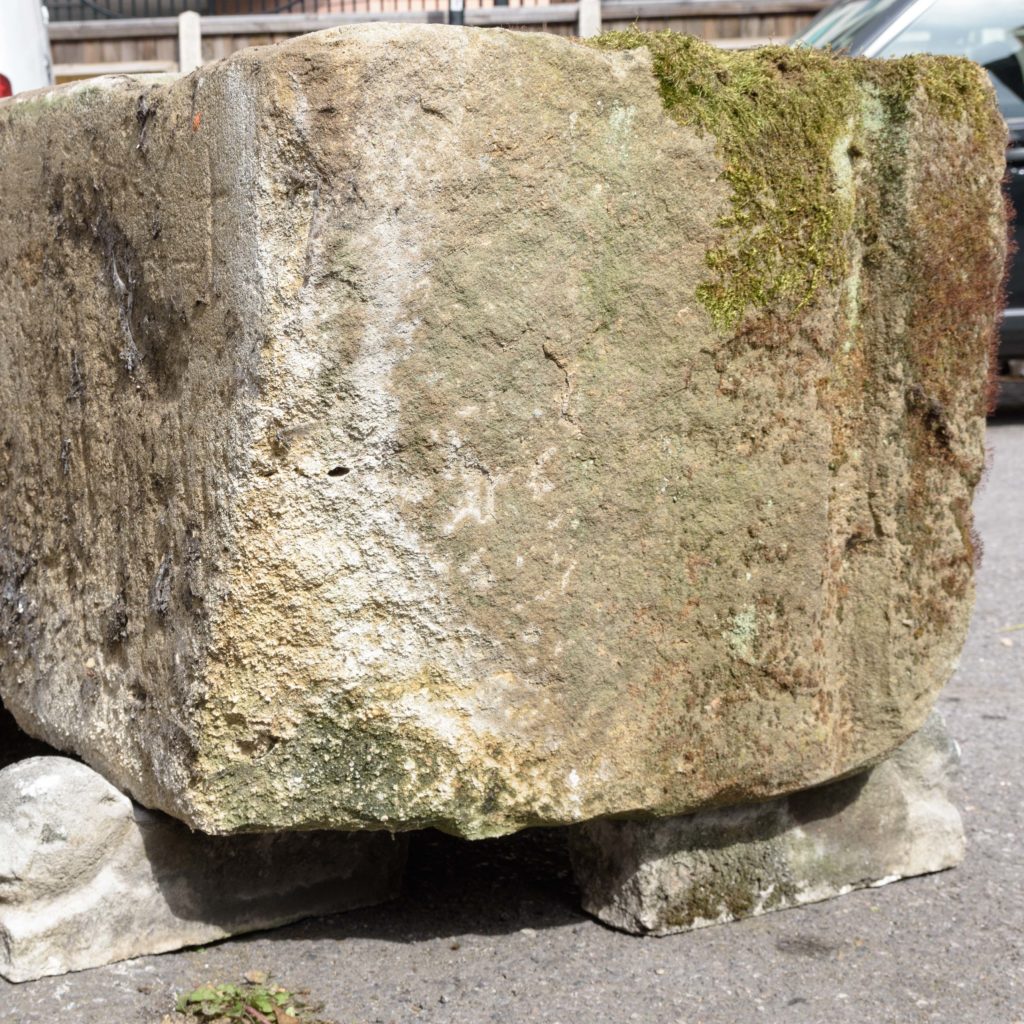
192,112,202,133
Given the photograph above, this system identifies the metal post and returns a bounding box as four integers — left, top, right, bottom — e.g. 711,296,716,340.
577,0,601,38
448,0,465,26
177,11,203,74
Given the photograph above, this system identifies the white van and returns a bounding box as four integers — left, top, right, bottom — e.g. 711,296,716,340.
0,2,53,98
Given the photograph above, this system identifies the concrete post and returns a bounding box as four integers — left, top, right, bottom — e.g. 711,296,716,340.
577,0,601,38
178,12,202,75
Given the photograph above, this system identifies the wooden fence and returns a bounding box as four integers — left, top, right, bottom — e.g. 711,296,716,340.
48,0,827,79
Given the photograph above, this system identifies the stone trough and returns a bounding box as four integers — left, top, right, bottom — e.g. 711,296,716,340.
0,24,1007,980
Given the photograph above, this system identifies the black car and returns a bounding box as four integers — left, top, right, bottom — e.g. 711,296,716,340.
794,0,1024,379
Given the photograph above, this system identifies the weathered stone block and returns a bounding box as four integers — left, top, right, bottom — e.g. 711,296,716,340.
0,757,406,982
569,713,965,934
0,26,1006,837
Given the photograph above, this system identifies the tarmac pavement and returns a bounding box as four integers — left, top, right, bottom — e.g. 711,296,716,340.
2,417,1023,1024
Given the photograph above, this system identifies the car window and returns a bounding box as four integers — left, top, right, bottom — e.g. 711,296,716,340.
795,0,906,50
878,0,1024,119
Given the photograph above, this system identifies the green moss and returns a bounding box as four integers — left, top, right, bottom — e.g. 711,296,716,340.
589,33,860,330
590,31,1002,334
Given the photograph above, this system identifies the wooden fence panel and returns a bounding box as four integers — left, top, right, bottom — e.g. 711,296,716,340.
49,2,827,80
601,12,814,39
201,33,298,60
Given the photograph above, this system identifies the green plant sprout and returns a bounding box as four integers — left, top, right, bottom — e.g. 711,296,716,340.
172,980,332,1024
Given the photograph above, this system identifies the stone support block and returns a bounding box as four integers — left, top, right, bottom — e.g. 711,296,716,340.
0,757,406,982
569,714,965,935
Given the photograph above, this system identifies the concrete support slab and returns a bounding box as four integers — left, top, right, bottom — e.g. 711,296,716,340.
0,757,407,982
569,714,965,935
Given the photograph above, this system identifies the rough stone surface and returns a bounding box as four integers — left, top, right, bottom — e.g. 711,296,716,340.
3,421,1024,1024
0,26,1007,838
569,713,965,935
0,757,406,982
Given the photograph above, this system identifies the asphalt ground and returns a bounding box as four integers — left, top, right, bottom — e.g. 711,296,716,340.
2,416,1023,1024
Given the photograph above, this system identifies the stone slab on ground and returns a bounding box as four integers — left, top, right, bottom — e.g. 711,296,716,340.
569,713,965,935
0,757,406,983
0,26,1007,839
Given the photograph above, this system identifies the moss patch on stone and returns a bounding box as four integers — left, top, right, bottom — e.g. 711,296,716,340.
590,31,1003,334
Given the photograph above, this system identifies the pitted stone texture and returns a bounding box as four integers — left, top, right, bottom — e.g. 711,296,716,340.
0,758,406,982
569,714,965,935
0,26,1005,838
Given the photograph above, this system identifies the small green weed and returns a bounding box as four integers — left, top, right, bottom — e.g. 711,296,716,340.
170,979,333,1024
